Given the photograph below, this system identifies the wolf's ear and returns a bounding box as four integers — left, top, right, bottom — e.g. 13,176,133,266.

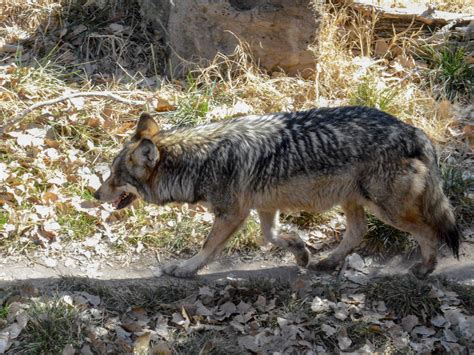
134,113,159,139
131,139,159,169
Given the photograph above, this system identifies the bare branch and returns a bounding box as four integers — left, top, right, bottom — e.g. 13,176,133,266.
2,91,148,132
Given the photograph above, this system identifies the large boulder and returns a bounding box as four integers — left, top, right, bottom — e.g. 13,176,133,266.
138,0,320,76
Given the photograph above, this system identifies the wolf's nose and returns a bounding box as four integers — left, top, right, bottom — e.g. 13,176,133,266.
93,190,101,200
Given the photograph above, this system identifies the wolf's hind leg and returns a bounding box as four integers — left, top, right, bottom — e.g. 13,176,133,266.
258,209,309,267
409,229,438,278
310,202,367,271
162,211,249,278
368,204,438,278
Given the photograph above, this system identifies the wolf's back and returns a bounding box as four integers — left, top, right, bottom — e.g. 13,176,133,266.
241,106,428,190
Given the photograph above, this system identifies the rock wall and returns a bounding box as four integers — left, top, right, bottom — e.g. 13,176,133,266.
138,0,320,77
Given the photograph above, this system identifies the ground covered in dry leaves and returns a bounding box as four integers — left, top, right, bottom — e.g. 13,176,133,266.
1,254,474,354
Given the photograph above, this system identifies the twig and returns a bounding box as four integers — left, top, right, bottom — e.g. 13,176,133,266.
2,91,148,132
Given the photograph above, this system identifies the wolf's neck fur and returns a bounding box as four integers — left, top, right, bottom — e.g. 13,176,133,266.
147,116,283,205
148,126,221,204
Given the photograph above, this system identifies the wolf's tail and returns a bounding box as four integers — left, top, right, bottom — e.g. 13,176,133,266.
421,149,461,259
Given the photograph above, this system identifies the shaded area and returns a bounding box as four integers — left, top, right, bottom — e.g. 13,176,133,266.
1,0,166,85
0,262,473,353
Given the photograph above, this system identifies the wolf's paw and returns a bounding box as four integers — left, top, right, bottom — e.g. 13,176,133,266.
409,262,435,279
294,247,310,267
161,263,198,278
308,257,340,272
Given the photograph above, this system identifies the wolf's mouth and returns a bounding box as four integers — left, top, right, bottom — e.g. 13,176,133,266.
113,192,137,210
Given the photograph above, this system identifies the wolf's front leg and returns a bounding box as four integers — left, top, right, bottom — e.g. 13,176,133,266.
162,210,249,278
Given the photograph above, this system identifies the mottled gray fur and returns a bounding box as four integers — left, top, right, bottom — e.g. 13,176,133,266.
95,106,460,278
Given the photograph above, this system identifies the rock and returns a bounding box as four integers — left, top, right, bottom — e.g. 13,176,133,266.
333,302,349,321
374,39,389,57
346,253,366,271
139,0,320,77
411,325,436,337
401,315,419,332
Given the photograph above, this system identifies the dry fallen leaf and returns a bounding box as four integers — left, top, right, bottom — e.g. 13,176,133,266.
337,334,352,351
133,332,151,354
311,296,332,313
346,253,366,271
150,342,172,355
333,302,349,321
401,315,419,332
172,311,190,329
322,323,337,336
61,344,76,355
154,96,176,112
195,301,213,317
412,325,436,337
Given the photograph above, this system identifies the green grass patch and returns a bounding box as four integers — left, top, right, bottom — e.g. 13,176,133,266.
346,321,390,351
225,216,261,254
361,214,417,258
48,118,116,155
168,75,215,126
0,305,8,319
0,210,8,230
419,46,473,101
61,184,96,201
126,227,202,254
362,275,441,321
171,329,241,355
349,76,402,116
442,164,471,197
122,206,260,255
123,206,207,254
57,210,98,241
11,298,84,354
441,164,473,224
8,61,66,93
216,279,293,313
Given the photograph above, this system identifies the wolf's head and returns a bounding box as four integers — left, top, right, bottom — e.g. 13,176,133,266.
94,113,160,209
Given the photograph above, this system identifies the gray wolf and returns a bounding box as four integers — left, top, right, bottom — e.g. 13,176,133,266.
94,106,460,278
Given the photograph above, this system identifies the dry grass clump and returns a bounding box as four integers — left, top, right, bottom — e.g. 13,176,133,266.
355,0,474,13
361,214,417,258
10,297,84,354
194,43,317,114
363,275,441,321
0,0,63,41
311,4,359,101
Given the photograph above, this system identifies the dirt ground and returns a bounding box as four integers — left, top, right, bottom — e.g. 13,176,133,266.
1,239,472,287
